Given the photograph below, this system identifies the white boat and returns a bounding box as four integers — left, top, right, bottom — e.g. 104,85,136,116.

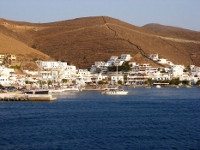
49,88,65,93
102,65,128,95
102,87,128,95
156,85,161,88
63,86,80,91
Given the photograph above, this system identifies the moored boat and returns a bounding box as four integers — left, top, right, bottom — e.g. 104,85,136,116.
156,85,161,88
102,87,128,95
24,89,49,94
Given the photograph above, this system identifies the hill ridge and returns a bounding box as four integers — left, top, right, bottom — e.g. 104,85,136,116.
0,16,200,68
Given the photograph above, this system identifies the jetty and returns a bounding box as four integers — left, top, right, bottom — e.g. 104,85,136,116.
0,92,56,101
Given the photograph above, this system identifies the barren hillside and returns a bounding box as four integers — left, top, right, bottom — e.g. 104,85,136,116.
0,16,200,69
0,32,53,70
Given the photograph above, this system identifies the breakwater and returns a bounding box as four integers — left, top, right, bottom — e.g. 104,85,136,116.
0,93,56,101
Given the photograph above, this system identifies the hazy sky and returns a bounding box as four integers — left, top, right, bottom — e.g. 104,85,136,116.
0,0,200,31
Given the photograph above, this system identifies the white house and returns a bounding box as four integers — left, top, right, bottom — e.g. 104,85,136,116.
36,61,68,70
120,54,132,61
157,58,168,64
148,54,159,61
38,70,54,81
114,59,124,66
0,76,10,86
23,70,39,75
129,62,137,67
170,65,185,77
110,74,124,84
127,74,148,85
190,65,200,76
0,65,14,77
104,56,118,66
95,61,106,68
61,66,77,80
77,69,91,76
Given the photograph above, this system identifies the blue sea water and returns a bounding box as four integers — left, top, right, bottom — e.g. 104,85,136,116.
0,87,200,150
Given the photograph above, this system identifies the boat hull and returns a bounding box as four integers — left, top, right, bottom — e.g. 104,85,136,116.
102,88,128,95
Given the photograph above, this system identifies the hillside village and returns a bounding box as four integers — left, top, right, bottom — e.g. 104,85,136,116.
0,53,200,91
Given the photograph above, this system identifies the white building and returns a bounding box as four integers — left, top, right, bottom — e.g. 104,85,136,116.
23,70,39,76
157,58,168,64
36,61,68,70
129,62,137,67
39,70,54,81
148,54,159,61
104,56,118,66
170,65,185,77
110,75,124,84
95,61,106,68
0,76,10,86
61,65,77,80
114,59,124,66
190,65,200,76
120,54,132,61
0,65,14,77
127,74,148,85
78,69,91,76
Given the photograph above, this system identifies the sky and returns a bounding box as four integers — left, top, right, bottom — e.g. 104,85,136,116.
0,0,200,31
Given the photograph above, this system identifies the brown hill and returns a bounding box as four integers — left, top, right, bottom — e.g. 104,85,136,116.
0,32,53,70
0,16,200,69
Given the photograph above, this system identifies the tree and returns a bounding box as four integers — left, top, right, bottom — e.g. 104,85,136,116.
118,80,122,85
146,78,154,85
62,79,68,83
0,84,3,89
98,80,104,85
38,80,46,85
119,61,131,72
108,66,116,72
72,80,76,84
108,61,131,72
196,80,200,85
170,78,181,85
182,80,190,85
10,65,21,70
47,80,53,85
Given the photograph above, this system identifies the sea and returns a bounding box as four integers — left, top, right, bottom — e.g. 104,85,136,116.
0,87,200,150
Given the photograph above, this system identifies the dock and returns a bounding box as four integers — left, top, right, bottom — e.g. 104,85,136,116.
0,93,56,101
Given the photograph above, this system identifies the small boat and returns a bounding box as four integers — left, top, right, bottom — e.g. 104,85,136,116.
155,85,161,88
63,86,80,91
24,89,49,94
185,85,191,88
102,87,128,95
102,65,128,95
49,89,65,93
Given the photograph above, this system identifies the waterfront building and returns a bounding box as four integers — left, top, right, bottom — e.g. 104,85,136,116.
127,73,148,85
110,74,124,84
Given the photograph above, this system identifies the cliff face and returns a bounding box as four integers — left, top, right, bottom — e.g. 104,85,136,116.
1,16,200,69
